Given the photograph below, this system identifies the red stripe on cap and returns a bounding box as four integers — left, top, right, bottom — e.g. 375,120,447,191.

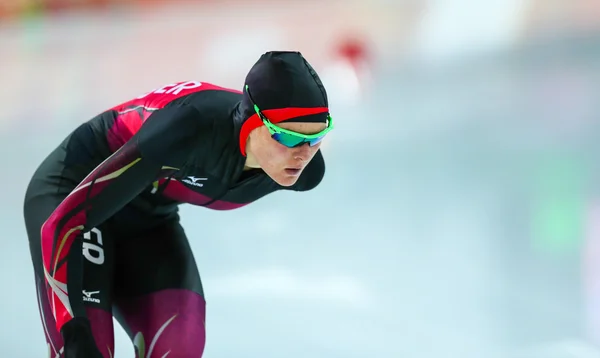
262,107,329,123
239,114,262,156
239,107,329,156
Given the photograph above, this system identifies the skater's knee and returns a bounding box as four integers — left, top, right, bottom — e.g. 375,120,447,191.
134,311,206,357
124,291,207,357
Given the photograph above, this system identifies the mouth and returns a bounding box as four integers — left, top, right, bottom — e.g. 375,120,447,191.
284,168,302,176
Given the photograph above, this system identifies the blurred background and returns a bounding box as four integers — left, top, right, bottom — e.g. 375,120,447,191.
2,0,600,357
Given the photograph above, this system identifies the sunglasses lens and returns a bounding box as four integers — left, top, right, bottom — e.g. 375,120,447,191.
307,136,325,146
272,132,326,148
272,132,304,147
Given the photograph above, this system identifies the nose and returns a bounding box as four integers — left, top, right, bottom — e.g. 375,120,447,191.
292,143,311,161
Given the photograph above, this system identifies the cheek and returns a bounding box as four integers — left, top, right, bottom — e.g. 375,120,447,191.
272,144,292,166
305,143,321,160
276,142,291,156
259,141,289,167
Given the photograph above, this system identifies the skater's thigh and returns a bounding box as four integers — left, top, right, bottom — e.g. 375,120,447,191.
112,218,206,357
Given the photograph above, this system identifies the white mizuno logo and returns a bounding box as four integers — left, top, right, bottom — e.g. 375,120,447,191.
182,176,207,187
82,290,100,304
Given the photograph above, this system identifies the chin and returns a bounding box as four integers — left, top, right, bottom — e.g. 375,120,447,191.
274,175,300,187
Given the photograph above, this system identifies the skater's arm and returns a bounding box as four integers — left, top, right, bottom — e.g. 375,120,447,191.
40,105,204,333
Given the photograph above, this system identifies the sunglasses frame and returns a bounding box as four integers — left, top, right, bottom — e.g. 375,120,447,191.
245,85,334,146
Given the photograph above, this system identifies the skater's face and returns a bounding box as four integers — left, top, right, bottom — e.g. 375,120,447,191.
246,121,326,187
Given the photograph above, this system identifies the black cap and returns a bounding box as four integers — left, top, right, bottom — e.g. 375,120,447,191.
242,51,329,123
238,51,330,156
